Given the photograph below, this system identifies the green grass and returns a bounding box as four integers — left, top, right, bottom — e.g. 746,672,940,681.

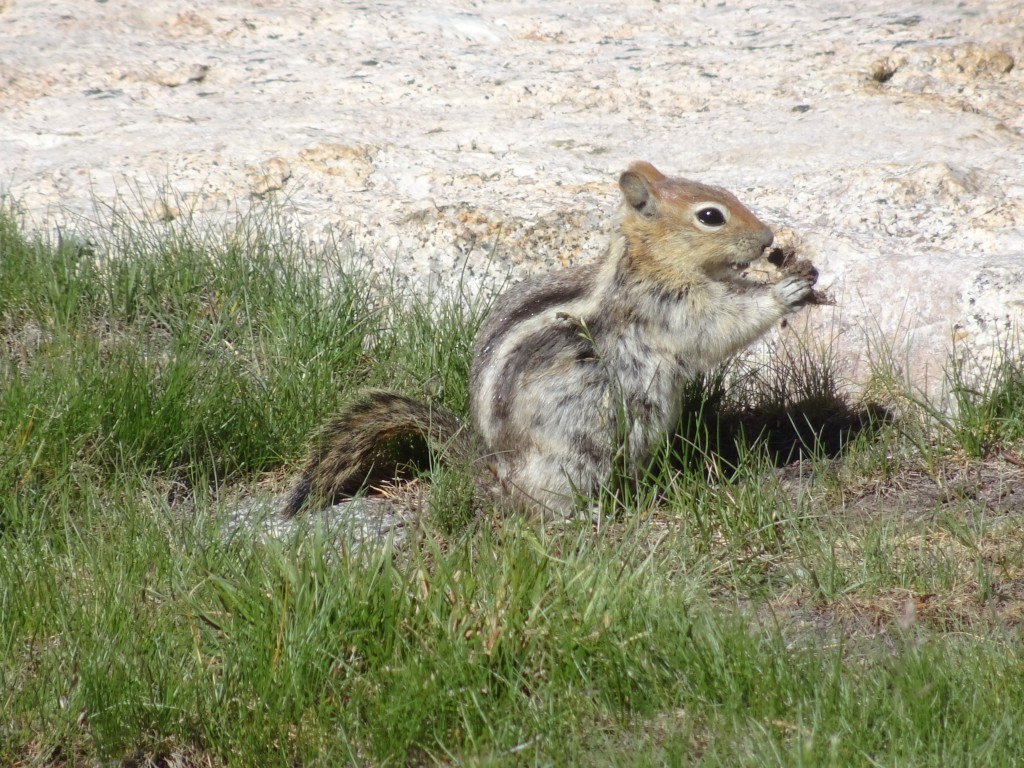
2,198,1023,766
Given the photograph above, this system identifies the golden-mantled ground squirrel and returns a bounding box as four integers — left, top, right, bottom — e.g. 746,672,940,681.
282,161,816,518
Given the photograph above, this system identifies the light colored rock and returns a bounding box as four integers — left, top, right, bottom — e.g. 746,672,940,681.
225,493,421,553
145,62,210,88
1,0,1022,401
248,156,292,197
146,198,180,222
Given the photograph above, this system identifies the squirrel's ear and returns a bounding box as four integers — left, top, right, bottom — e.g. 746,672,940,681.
619,170,658,218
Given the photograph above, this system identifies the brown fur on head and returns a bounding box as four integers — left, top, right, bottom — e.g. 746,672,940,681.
618,161,774,290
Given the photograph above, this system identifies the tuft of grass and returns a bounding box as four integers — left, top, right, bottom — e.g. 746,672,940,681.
0,198,482,519
2,196,1024,765
944,344,1024,457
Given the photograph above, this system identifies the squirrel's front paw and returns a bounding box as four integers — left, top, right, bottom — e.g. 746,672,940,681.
771,275,814,309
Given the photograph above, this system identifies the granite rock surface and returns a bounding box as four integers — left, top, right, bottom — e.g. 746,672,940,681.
2,0,1023,398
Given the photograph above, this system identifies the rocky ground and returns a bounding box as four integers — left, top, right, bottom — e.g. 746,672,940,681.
2,0,1023,397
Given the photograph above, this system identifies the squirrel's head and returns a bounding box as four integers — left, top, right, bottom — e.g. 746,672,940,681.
617,161,774,285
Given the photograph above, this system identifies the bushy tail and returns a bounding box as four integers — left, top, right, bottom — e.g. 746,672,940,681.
282,389,476,518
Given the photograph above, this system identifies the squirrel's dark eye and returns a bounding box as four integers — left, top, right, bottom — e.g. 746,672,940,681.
696,207,727,226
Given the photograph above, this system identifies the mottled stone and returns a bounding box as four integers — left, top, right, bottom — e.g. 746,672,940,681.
1,0,1022,400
